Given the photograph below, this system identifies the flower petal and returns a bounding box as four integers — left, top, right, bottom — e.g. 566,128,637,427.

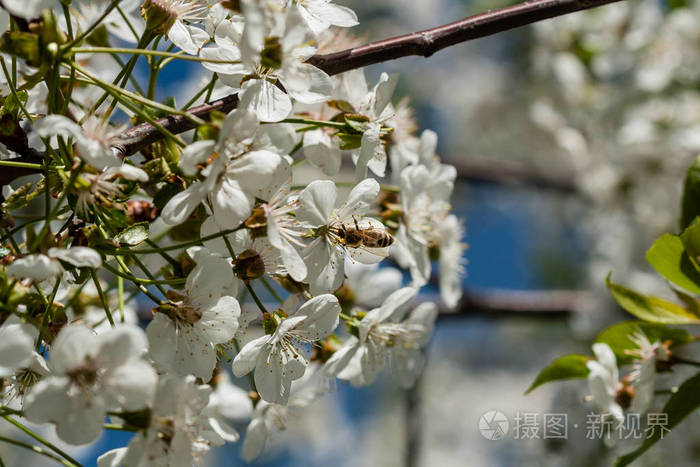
49,247,101,268
240,79,292,122
293,294,340,341
303,129,341,176
180,140,216,176
161,182,207,225
233,335,269,377
297,180,336,226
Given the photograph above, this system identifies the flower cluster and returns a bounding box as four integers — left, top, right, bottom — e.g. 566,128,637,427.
0,0,464,464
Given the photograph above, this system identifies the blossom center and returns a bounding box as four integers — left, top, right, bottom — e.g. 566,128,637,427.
67,359,100,389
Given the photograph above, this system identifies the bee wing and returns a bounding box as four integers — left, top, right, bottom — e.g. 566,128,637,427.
346,245,389,264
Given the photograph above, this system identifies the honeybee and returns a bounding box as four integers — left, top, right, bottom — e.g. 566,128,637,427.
330,216,394,257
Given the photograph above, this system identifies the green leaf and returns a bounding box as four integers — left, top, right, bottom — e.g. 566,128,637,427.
344,114,370,133
526,354,590,394
615,371,700,466
337,133,362,150
1,89,28,119
607,276,700,324
114,222,150,246
0,31,40,65
680,156,700,231
153,183,182,210
680,220,700,273
646,233,700,295
595,321,693,365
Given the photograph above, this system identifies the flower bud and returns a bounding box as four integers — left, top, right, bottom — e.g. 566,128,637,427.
615,384,635,410
261,312,276,335
260,37,283,70
141,0,178,34
244,206,267,238
233,249,266,281
220,0,241,12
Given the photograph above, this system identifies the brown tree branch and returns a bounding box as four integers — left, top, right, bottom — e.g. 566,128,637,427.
453,156,577,193
113,0,623,159
307,0,623,75
241,289,590,318
1,0,623,187
437,288,591,317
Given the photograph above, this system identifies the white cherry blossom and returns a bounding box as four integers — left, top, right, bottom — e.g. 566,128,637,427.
141,0,212,55
2,0,57,19
296,178,389,295
0,316,39,377
283,0,359,36
147,247,240,382
586,343,624,423
626,330,669,414
7,247,102,283
160,108,291,229
103,375,223,467
337,70,399,179
241,364,330,461
324,287,425,386
344,262,403,309
24,324,157,445
233,294,340,404
34,115,124,170
232,2,333,121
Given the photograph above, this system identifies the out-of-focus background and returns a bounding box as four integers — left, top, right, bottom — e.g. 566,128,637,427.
7,0,700,465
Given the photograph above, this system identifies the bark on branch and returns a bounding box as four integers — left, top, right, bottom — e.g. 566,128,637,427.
307,0,623,75
0,0,624,187
113,0,623,159
438,288,591,317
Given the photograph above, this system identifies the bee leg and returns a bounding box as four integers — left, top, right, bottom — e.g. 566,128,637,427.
353,215,360,231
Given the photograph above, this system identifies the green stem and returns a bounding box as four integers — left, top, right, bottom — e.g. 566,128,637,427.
102,226,245,255
0,160,44,170
63,75,185,147
94,216,163,304
103,423,138,431
64,0,120,49
117,272,125,323
84,30,155,123
66,62,205,126
30,164,83,252
0,57,33,121
0,436,75,467
115,5,140,43
103,262,185,285
276,118,346,129
260,277,283,304
91,269,115,327
72,47,243,65
1,416,82,467
245,282,268,315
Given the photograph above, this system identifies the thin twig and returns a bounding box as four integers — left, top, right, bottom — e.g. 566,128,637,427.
307,0,623,75
1,0,622,186
436,288,591,317
110,0,623,159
